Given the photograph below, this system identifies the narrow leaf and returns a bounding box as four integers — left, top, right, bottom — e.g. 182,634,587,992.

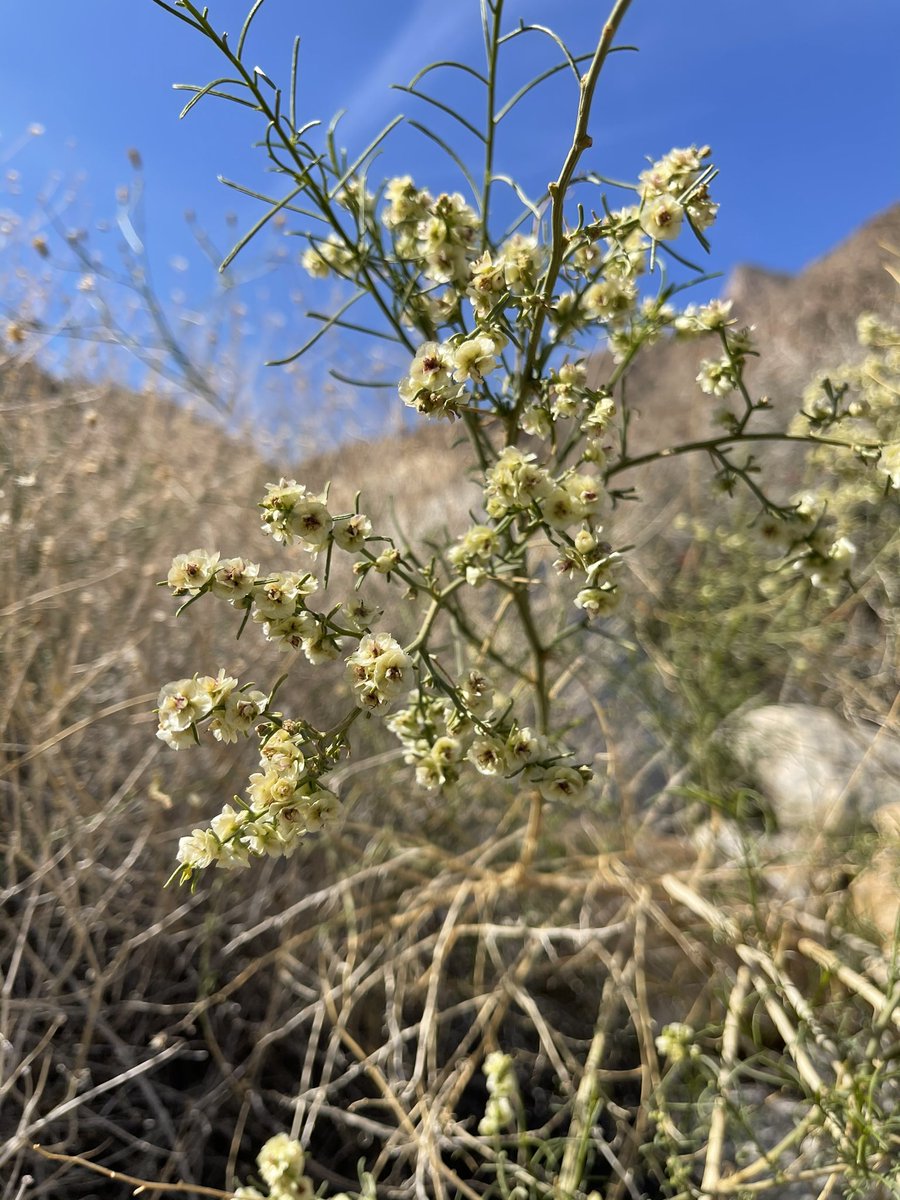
329,115,404,200
408,59,489,87
267,290,366,366
407,120,480,203
176,77,252,119
392,84,485,143
236,0,266,58
220,184,304,272
495,54,593,124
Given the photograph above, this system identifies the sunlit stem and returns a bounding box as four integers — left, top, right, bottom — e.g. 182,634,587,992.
604,430,884,482
481,0,504,246
514,0,636,433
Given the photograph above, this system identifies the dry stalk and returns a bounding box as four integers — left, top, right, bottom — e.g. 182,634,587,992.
700,964,751,1195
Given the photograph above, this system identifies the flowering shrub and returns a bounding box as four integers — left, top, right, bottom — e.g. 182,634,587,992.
147,0,895,892
6,61,898,1193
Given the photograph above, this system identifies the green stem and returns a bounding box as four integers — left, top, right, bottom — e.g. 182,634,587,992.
514,0,636,427
441,594,534,684
510,586,549,735
481,0,504,241
605,430,884,481
405,578,467,655
178,1,415,354
323,705,362,742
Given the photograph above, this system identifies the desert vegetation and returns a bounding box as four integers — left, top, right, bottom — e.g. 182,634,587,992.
2,3,899,1199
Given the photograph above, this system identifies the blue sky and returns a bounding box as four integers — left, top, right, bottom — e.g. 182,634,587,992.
2,1,899,412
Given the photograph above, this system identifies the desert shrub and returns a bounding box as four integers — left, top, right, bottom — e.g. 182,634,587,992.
3,2,900,1199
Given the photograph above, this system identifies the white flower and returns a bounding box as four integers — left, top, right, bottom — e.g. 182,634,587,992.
346,633,412,709
301,626,342,665
256,610,319,650
176,829,220,870
520,404,552,439
655,1022,698,1063
301,235,355,278
260,479,332,548
248,766,302,811
501,234,546,297
541,486,580,530
156,677,215,747
167,549,220,595
452,334,499,383
448,524,498,571
639,194,684,242
506,727,542,768
344,595,383,631
460,670,494,717
259,729,306,774
254,571,318,620
574,586,619,620
801,536,857,588
210,689,267,743
415,755,445,790
582,277,637,324
210,802,246,843
290,496,333,548
535,765,588,802
468,736,508,776
209,557,260,600
399,342,465,420
484,447,552,517
333,512,372,552
467,250,506,318
304,787,341,831
301,246,330,278
257,1133,307,1191
674,299,733,336
696,357,737,397
479,1051,519,1135
383,175,431,228
373,548,400,574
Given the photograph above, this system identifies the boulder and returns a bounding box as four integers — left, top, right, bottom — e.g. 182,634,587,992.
727,704,900,831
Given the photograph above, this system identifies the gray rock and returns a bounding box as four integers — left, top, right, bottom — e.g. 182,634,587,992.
726,704,900,830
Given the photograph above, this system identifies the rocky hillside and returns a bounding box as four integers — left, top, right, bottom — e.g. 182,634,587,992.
593,202,900,457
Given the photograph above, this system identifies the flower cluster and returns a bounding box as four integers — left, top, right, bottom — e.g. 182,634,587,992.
478,1051,520,1136
447,523,500,587
174,722,342,882
397,330,504,420
387,673,592,799
167,547,336,662
156,671,267,751
300,235,357,280
751,309,900,591
301,154,720,366
234,1132,314,1200
638,145,718,239
345,633,413,710
260,479,333,549
795,311,900,502
655,1022,700,1064
481,449,602,529
387,183,480,286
